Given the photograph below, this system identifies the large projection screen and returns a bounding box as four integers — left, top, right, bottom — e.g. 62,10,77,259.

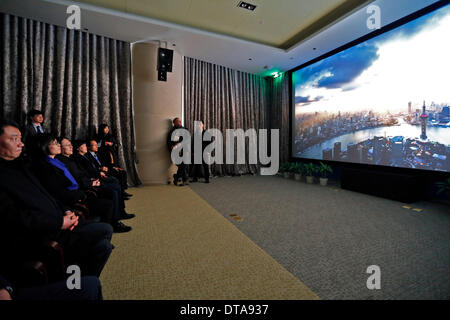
292,2,450,172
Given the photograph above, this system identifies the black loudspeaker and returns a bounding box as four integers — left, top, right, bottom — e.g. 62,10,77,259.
158,70,167,82
157,48,173,72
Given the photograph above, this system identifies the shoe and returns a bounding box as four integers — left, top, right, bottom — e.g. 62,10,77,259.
123,192,133,197
111,244,116,250
123,196,131,201
113,221,132,233
173,174,179,185
120,212,135,220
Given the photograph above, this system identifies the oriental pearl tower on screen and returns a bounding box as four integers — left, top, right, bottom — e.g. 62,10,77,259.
420,101,428,141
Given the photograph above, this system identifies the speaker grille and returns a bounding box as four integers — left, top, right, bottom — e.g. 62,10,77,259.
157,48,173,72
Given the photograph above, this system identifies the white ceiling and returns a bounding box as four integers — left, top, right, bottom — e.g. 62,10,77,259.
70,0,371,49
0,0,441,75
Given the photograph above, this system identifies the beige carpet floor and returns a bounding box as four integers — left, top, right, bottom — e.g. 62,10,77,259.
100,185,319,300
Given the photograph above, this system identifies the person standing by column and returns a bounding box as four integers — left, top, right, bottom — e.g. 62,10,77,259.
191,120,210,183
167,118,189,186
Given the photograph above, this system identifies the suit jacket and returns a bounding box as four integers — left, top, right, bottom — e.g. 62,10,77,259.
56,155,93,189
32,159,86,206
85,151,105,171
73,153,101,179
0,158,66,279
0,158,65,234
167,126,188,158
22,123,45,144
21,124,46,159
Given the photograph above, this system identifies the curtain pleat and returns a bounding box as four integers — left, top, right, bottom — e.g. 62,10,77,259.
0,13,141,186
268,73,290,164
183,57,290,174
184,57,275,176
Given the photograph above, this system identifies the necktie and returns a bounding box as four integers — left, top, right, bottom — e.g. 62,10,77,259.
36,125,43,133
93,153,101,165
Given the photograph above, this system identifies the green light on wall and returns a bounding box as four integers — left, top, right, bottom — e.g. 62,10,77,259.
271,72,280,78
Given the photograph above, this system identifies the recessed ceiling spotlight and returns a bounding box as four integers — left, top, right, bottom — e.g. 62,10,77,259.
172,44,176,46
313,48,317,50
290,57,294,60
238,1,256,11
248,58,252,61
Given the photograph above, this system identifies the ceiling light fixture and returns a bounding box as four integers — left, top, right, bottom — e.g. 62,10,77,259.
238,1,257,11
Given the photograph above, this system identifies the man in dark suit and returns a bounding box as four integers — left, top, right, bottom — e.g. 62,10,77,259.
22,109,46,159
167,117,189,186
0,119,113,282
86,139,131,197
22,109,46,139
190,120,210,183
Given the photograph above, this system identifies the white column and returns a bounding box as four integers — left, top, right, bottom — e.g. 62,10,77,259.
132,42,182,184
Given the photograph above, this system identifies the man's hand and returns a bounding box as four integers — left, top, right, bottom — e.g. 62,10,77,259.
0,289,12,300
105,141,113,147
100,172,107,178
62,211,79,231
113,167,123,171
92,179,101,187
102,166,109,172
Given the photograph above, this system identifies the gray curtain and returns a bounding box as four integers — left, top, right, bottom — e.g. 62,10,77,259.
184,57,270,176
267,72,290,164
0,13,141,186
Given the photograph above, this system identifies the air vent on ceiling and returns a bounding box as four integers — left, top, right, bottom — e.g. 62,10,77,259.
238,1,257,11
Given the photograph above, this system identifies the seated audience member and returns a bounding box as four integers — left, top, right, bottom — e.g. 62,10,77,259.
74,139,128,199
32,134,131,233
72,140,135,220
95,124,131,197
87,138,131,198
57,137,133,231
0,273,102,301
0,119,113,279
